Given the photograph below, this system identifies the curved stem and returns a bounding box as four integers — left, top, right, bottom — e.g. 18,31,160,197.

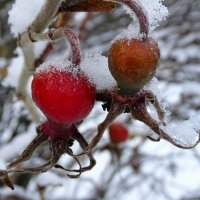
49,28,81,67
64,28,81,67
109,0,149,38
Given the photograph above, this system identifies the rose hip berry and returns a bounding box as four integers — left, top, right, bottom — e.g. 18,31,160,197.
107,0,160,95
108,38,160,94
109,123,129,144
32,65,96,126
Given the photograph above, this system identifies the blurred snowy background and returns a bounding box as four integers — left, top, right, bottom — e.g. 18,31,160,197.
0,0,200,199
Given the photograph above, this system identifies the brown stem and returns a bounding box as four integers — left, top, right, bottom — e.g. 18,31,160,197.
58,0,116,12
78,13,93,41
112,0,149,38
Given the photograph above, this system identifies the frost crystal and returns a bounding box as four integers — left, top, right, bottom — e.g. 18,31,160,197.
8,0,45,37
81,51,117,91
35,60,82,77
139,0,169,30
123,0,169,31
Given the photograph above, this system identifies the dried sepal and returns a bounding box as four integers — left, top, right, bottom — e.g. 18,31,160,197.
0,170,14,190
131,103,200,149
59,0,117,12
7,133,48,169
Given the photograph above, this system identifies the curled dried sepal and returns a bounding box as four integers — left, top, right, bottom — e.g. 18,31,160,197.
7,133,48,169
59,0,117,12
1,124,96,189
80,89,200,155
131,105,200,149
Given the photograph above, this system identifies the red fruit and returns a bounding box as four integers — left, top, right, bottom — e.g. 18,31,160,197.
108,38,160,94
40,121,76,140
32,65,96,126
109,123,128,144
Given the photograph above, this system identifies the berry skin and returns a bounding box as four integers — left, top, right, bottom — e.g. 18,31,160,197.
109,123,128,144
31,66,96,126
108,38,160,94
39,121,76,140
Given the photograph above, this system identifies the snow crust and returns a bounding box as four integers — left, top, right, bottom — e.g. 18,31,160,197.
8,0,45,37
123,0,169,31
81,51,117,91
145,78,200,146
145,78,171,121
35,60,73,74
114,0,169,41
162,116,200,146
139,0,169,30
36,53,117,91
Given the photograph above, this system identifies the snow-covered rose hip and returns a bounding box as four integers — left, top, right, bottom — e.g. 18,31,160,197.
109,38,159,94
32,62,95,126
31,28,96,129
108,0,160,95
1,28,97,183
80,0,162,154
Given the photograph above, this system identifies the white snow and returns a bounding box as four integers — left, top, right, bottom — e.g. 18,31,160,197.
8,0,46,37
2,48,24,87
171,46,200,63
0,123,36,162
144,78,200,146
145,78,171,121
34,171,63,186
35,60,74,74
0,186,37,200
123,0,169,30
112,24,139,41
81,51,117,91
162,118,200,146
139,0,169,30
114,0,169,41
35,54,117,92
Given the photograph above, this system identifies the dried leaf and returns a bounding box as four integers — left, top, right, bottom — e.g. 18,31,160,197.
59,0,117,12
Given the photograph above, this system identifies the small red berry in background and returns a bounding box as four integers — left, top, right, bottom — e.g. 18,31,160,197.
109,123,129,144
31,64,96,127
108,38,160,94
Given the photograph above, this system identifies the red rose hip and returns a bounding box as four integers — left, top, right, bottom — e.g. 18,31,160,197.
32,63,96,126
109,123,129,144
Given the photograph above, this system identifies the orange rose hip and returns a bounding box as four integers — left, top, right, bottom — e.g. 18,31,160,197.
108,38,160,94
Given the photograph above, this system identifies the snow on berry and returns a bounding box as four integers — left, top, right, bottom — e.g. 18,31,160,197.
81,51,117,91
113,0,169,41
32,62,96,126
